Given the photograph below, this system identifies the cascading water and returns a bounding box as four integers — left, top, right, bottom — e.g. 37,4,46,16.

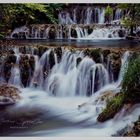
1,45,139,137
9,5,127,40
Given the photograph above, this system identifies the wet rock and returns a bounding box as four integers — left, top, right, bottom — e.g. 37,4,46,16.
102,49,111,59
71,28,77,38
19,55,30,87
136,31,140,37
49,27,56,39
90,48,101,63
54,47,62,63
49,50,55,69
83,48,102,63
38,46,48,57
33,47,39,55
0,84,21,105
118,29,125,38
97,93,124,122
19,46,26,54
9,49,15,55
29,56,35,76
96,91,115,102
83,48,90,56
76,57,82,66
108,52,121,81
3,54,17,82
108,34,112,38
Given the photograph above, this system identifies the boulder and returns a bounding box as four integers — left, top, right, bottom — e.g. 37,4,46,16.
0,84,21,107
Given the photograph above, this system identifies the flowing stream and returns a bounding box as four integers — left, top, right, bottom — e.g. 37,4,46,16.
1,46,140,136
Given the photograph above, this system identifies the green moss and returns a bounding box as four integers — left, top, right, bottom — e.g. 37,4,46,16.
97,93,125,122
122,56,140,103
90,48,101,63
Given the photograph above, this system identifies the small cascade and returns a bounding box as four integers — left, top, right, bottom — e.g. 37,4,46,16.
114,9,122,21
10,26,29,39
76,57,95,96
9,5,127,40
0,46,130,97
0,45,134,137
8,48,22,87
30,49,51,88
8,65,22,87
116,51,130,87
58,7,112,24
10,25,126,40
91,64,110,94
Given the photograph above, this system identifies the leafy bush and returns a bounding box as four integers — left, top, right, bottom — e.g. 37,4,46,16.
122,56,140,103
105,6,113,22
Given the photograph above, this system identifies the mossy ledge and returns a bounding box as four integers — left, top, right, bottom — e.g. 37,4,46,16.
97,56,140,122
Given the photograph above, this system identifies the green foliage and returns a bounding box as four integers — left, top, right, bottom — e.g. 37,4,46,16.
118,4,140,35
105,6,113,21
0,4,64,38
97,93,124,122
90,48,101,63
122,56,140,102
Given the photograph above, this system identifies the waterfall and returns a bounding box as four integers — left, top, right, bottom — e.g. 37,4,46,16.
8,52,22,87
10,25,126,40
114,9,122,21
30,49,51,88
10,5,126,40
116,51,130,87
1,46,130,97
0,45,130,98
97,8,105,24
58,7,106,24
0,45,134,137
85,7,93,24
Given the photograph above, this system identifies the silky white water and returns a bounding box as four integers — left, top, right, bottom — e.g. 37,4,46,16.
1,47,137,136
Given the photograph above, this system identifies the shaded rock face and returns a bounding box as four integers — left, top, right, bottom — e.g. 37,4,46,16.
76,57,82,67
118,29,126,38
107,52,121,81
54,47,62,63
0,84,21,106
84,48,101,63
49,50,55,69
84,49,122,82
19,55,35,87
3,53,17,82
38,46,48,57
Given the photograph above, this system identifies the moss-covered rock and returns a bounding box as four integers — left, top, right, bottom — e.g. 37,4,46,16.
38,46,48,57
97,93,124,122
19,55,35,87
108,52,121,81
83,48,101,63
90,48,101,63
54,47,62,63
